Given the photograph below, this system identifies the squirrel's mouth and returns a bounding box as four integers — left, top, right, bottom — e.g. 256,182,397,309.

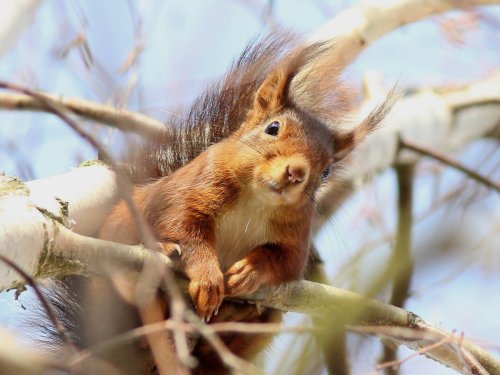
257,177,304,205
261,179,284,194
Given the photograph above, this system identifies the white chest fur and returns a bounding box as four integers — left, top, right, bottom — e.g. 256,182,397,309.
214,196,274,270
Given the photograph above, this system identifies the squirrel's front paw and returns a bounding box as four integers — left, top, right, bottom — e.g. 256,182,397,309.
188,271,224,322
225,258,264,297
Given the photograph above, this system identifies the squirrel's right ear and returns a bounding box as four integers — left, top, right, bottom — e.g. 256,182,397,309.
254,70,288,111
248,70,289,123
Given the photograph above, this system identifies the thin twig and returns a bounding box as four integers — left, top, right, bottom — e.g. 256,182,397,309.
0,254,79,358
161,274,198,370
0,91,165,137
184,311,264,375
70,317,310,367
400,139,500,193
373,336,452,374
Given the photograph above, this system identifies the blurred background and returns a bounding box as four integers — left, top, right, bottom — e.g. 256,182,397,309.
0,1,498,374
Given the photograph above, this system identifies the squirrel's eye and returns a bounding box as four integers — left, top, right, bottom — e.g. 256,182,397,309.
321,165,332,181
264,121,280,136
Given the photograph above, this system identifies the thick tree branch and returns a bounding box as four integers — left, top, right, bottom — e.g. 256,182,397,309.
442,72,500,111
308,0,500,70
314,74,500,229
0,172,172,290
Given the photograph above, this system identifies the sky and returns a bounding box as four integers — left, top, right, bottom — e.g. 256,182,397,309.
0,1,499,374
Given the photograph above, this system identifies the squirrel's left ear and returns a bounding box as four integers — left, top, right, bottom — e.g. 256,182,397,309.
332,100,391,162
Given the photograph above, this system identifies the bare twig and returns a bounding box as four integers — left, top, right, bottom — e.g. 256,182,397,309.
184,311,264,375
0,91,165,137
70,318,310,368
400,139,500,193
373,336,451,374
352,326,494,375
0,254,79,358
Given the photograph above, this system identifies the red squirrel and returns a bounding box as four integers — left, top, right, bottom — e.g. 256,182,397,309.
46,35,387,375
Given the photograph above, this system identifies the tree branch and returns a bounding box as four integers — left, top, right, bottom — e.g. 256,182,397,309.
0,91,165,137
400,139,500,193
314,74,500,229
379,163,415,374
245,281,500,375
308,0,500,70
1,203,498,374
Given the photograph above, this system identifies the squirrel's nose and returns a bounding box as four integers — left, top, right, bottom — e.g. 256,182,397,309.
287,164,306,183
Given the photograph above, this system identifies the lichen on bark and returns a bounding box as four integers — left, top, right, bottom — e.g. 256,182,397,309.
0,175,29,197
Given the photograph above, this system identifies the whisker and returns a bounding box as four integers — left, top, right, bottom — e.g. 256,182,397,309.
236,138,265,156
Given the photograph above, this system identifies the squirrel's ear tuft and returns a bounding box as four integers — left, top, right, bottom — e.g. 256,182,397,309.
253,70,289,115
333,96,393,162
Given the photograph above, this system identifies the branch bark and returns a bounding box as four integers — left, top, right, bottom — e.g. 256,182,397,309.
0,171,172,291
0,92,165,137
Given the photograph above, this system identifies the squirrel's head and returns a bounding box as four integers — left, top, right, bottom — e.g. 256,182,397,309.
231,43,389,207
233,108,334,207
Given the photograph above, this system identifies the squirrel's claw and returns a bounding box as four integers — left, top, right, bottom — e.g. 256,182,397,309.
188,270,224,322
156,241,182,259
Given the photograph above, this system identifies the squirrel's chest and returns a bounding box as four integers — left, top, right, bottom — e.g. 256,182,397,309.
214,198,274,270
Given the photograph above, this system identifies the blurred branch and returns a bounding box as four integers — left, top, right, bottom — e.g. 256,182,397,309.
442,73,500,111
183,310,263,375
0,0,43,57
0,83,194,374
247,281,500,375
379,163,415,374
314,73,500,228
306,247,350,375
308,0,500,71
351,326,491,375
0,327,68,375
400,139,500,193
0,91,165,137
376,336,452,375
